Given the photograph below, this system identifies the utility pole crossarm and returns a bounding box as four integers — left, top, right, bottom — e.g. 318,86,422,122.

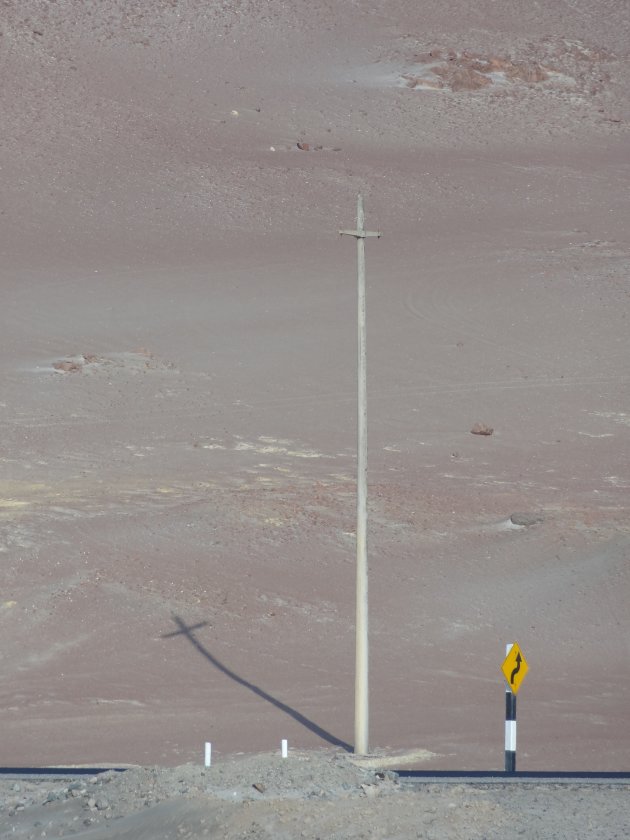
339,229,381,238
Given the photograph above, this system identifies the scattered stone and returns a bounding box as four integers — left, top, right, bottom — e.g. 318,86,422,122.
471,423,494,436
252,782,266,793
510,512,544,527
434,64,492,91
296,141,310,151
50,352,175,377
52,359,82,373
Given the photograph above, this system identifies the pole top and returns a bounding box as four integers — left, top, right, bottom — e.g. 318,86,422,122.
339,195,381,240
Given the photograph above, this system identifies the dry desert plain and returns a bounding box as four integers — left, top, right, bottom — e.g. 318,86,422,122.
1,0,630,836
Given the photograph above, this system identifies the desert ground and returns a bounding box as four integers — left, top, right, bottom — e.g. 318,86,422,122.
1,0,629,835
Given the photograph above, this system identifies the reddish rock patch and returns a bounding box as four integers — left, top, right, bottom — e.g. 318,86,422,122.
52,359,83,373
405,49,550,91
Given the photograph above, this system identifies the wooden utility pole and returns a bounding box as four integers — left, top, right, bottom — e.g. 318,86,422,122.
339,194,381,755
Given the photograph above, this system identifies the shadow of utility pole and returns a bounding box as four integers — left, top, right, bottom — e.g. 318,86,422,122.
162,614,352,751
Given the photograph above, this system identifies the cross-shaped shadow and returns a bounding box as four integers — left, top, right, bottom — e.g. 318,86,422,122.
162,614,352,751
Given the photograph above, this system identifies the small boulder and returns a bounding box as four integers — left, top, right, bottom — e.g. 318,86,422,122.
510,512,544,527
471,423,494,436
52,360,82,373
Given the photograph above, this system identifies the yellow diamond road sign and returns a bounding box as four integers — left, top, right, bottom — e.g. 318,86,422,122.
502,643,529,694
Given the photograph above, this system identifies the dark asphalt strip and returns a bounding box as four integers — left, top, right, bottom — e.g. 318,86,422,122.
0,767,127,781
397,770,630,786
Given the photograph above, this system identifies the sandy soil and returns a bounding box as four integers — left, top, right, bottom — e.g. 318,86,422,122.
1,0,630,833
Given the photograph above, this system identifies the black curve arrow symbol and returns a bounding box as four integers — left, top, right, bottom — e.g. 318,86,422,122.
510,652,522,685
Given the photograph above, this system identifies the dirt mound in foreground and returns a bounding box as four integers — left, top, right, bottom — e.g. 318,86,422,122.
3,751,630,839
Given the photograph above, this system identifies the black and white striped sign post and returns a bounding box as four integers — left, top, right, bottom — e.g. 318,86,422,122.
501,642,529,773
504,662,517,772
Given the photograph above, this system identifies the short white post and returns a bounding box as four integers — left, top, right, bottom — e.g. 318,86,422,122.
281,739,288,758
204,742,212,768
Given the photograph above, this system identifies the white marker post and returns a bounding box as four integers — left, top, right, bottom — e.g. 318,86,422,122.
281,739,288,758
204,742,212,768
340,195,381,756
